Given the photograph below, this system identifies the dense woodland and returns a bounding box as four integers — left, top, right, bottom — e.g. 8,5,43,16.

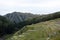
0,12,60,37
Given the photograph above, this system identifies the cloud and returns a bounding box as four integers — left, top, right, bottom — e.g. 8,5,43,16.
0,0,60,7
0,0,60,15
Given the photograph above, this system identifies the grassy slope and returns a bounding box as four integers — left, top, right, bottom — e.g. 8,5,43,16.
5,18,60,40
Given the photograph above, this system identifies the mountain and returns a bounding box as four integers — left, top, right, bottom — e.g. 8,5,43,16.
4,12,38,23
4,12,60,40
0,16,11,36
5,18,60,40
0,11,60,40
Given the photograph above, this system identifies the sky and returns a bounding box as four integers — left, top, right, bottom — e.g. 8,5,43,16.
0,0,60,15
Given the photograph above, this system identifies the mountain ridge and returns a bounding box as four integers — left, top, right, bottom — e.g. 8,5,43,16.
4,12,38,23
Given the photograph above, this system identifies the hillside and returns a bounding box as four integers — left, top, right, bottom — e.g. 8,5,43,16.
0,15,17,36
5,18,60,40
4,12,38,23
0,12,60,40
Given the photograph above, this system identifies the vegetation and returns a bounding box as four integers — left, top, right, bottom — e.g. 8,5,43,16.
17,12,60,29
4,12,38,23
5,18,60,40
0,16,15,36
0,11,60,40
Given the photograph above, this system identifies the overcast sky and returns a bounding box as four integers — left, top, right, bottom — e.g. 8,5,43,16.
0,0,60,15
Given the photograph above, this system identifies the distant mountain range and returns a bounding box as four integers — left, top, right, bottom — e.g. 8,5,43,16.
4,12,38,23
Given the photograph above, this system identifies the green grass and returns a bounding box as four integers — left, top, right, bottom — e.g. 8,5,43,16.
5,18,60,40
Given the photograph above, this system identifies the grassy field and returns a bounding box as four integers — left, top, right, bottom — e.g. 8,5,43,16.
5,18,60,40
